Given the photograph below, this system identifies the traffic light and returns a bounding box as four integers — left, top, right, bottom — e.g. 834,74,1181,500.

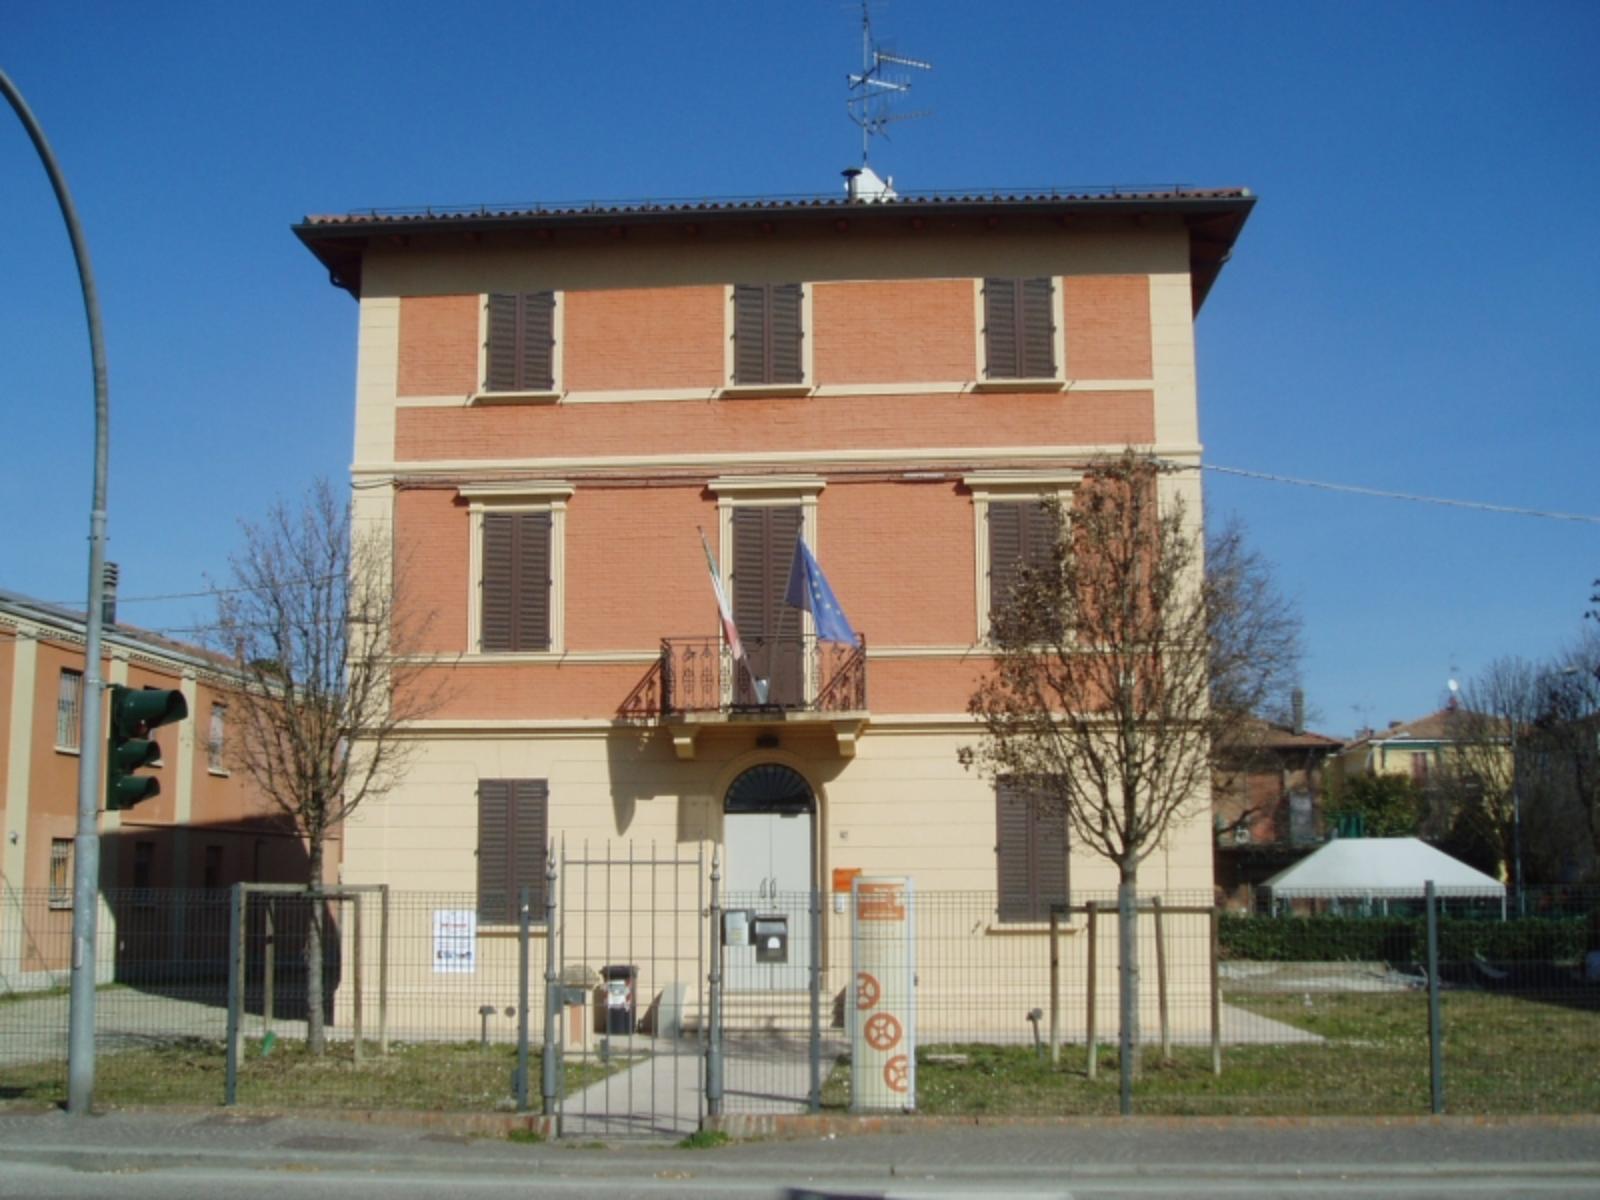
106,685,188,811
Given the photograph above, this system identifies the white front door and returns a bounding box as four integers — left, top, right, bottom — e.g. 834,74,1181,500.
724,808,812,992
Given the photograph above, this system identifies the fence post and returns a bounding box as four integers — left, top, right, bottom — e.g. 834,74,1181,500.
706,849,723,1119
517,884,531,1112
224,883,243,1106
542,847,561,1124
1209,905,1222,1076
378,884,390,1055
1048,905,1061,1066
352,895,363,1066
1153,896,1169,1064
1085,900,1098,1080
809,884,822,1113
263,898,275,1042
1426,879,1444,1114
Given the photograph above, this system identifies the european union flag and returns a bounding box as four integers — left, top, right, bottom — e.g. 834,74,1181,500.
784,539,858,644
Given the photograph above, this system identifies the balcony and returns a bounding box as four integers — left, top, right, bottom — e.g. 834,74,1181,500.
621,635,868,760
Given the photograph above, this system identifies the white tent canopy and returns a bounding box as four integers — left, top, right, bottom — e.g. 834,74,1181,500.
1262,837,1505,898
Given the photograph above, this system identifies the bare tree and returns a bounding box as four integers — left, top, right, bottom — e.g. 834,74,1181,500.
208,479,444,1054
966,451,1298,1096
1432,659,1539,884
1524,628,1600,883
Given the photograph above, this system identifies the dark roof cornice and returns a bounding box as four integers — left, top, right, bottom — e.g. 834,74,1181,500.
294,186,1255,312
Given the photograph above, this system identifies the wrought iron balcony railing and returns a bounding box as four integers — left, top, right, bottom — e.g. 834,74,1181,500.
658,634,867,718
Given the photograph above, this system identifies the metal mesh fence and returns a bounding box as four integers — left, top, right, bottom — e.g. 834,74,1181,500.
2,882,1597,1119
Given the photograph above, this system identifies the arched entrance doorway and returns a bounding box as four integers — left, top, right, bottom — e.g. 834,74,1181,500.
723,763,814,992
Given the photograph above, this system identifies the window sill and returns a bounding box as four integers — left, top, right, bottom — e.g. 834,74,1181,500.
971,378,1066,394
208,768,231,779
986,920,1078,935
48,898,72,911
470,389,562,406
717,383,812,399
54,745,80,757
467,650,565,662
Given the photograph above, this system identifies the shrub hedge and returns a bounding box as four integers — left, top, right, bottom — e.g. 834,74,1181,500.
1219,913,1589,963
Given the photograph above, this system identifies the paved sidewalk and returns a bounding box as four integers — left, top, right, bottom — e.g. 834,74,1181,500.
2,1107,1599,1182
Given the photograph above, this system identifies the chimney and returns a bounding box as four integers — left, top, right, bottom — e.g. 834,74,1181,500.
101,561,119,627
1291,688,1305,736
842,165,896,203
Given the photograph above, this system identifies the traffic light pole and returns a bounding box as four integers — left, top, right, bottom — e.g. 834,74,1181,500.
0,69,112,1117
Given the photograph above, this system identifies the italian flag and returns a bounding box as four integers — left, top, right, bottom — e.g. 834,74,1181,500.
699,528,767,704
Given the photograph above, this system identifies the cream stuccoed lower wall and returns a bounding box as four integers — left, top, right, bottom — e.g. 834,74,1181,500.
341,724,1212,896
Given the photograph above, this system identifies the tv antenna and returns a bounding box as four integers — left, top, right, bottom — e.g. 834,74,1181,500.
846,0,932,171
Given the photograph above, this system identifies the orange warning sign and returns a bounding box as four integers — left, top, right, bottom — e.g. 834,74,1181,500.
856,882,905,921
832,867,863,894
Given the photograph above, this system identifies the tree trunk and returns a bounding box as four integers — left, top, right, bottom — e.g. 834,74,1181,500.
1117,861,1140,1116
305,834,325,1056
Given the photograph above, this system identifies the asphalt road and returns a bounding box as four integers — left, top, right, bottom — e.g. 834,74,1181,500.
1,1110,1598,1200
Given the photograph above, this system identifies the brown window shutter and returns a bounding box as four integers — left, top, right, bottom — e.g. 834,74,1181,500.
481,511,552,653
983,278,1019,379
1032,788,1070,918
479,778,549,923
477,779,512,923
984,278,1056,379
1020,277,1057,378
486,294,520,391
485,292,555,391
996,780,1035,922
732,283,803,384
989,500,1057,618
732,284,769,384
516,511,553,652
511,779,549,914
996,780,1069,922
520,291,556,391
731,506,803,704
481,513,516,652
769,283,804,383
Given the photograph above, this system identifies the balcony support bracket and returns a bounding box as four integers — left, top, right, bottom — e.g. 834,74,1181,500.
668,724,701,761
832,718,867,759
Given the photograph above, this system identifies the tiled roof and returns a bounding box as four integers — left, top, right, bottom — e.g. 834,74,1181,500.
0,586,234,671
301,185,1252,227
1346,706,1501,748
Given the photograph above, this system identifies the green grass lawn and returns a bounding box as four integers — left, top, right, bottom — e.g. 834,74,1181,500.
822,988,1600,1116
1,1038,618,1111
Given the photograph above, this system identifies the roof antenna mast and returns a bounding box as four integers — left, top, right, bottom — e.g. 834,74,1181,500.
844,0,931,201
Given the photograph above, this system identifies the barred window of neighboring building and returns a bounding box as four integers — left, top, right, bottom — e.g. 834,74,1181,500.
208,703,227,772
49,839,73,908
56,668,84,751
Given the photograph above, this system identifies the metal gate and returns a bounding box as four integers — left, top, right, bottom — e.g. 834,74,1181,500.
550,841,707,1137
706,854,828,1121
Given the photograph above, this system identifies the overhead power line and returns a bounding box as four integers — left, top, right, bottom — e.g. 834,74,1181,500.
1166,460,1600,526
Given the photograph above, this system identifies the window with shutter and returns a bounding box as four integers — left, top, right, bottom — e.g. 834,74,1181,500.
987,499,1057,619
484,292,557,393
982,277,1058,380
996,779,1069,923
731,283,805,385
480,511,553,652
730,506,804,705
477,778,549,925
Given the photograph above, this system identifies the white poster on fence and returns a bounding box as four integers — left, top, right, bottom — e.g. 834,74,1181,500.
850,876,915,1112
432,909,477,974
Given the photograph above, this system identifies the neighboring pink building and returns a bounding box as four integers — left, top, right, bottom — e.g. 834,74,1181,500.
0,588,333,986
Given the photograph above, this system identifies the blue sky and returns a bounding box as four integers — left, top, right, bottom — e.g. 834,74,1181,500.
3,1,1596,737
